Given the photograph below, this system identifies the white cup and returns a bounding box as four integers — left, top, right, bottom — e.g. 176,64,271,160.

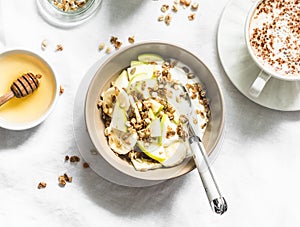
245,0,300,97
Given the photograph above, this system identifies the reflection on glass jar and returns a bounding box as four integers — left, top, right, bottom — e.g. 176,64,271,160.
36,0,102,27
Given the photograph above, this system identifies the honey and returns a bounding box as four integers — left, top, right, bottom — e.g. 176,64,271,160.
0,50,56,125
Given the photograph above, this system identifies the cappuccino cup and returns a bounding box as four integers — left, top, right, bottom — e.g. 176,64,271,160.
245,0,300,97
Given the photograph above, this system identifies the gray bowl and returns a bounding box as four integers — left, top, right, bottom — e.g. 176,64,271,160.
85,42,224,181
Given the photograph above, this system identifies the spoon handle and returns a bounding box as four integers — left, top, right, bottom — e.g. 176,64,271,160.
189,135,227,215
0,91,14,107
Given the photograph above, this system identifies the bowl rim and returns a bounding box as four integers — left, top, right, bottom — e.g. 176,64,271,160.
0,48,60,131
85,41,225,180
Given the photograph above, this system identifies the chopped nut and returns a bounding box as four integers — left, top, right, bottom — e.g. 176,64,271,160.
83,162,90,168
37,182,47,189
59,85,64,95
191,2,199,10
188,13,196,21
130,67,136,75
56,44,63,51
128,36,135,44
58,173,72,186
65,155,70,161
99,42,105,51
41,39,47,50
180,0,191,6
172,4,178,12
164,13,172,25
161,4,169,13
70,155,80,162
113,40,122,49
64,173,72,182
110,36,118,44
105,47,112,54
158,15,164,21
58,176,66,187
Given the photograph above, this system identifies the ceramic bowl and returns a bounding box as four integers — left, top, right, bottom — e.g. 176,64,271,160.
85,42,224,181
0,48,59,130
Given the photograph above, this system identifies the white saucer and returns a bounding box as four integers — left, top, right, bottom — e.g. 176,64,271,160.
217,0,300,111
72,55,164,187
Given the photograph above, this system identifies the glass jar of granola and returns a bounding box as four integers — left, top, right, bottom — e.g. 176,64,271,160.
36,0,102,27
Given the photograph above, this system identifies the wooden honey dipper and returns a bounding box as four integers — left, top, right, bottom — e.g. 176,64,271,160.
0,72,42,107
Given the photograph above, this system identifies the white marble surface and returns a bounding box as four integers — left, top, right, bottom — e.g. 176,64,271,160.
1,0,300,226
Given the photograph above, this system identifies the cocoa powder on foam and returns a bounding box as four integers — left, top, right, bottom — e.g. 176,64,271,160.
249,0,300,77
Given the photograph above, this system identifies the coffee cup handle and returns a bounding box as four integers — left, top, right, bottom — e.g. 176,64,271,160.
249,70,271,97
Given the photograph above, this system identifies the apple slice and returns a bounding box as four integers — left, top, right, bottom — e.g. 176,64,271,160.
162,141,187,167
130,61,144,67
127,64,155,81
150,99,164,115
138,53,164,63
108,130,137,155
129,95,141,123
130,73,152,85
116,88,130,111
158,114,170,146
149,118,161,137
148,108,156,120
102,87,118,117
130,157,162,171
137,141,166,163
110,102,127,132
114,70,129,90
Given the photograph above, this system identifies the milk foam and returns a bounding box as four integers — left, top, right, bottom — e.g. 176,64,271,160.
249,0,300,77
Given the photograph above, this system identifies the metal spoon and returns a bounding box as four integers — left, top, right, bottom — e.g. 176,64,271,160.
128,78,227,214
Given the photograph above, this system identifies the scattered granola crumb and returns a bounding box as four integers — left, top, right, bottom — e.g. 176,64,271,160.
161,4,169,13
58,175,66,187
99,42,105,51
110,36,123,49
158,15,164,21
164,13,172,25
37,182,47,189
70,155,80,162
180,0,191,7
172,4,179,12
105,47,112,54
64,173,72,183
58,173,72,187
191,2,199,10
65,155,70,162
83,162,90,168
128,36,135,44
188,13,196,21
56,44,63,52
59,85,64,95
41,39,47,50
